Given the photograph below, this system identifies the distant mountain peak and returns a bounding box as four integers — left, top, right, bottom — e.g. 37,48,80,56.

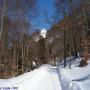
40,29,47,38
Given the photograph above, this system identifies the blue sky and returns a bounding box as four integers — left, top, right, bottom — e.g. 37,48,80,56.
27,0,80,31
29,0,57,31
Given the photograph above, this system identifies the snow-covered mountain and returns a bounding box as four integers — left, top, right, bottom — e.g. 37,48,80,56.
40,29,47,38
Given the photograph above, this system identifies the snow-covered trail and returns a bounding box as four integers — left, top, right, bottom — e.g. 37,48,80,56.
0,65,62,90
57,59,90,90
57,67,81,90
1,57,90,90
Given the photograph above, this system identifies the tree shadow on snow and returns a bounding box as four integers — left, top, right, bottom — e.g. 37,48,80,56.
72,74,90,82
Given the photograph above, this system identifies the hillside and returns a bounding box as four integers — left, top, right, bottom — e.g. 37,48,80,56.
45,3,90,64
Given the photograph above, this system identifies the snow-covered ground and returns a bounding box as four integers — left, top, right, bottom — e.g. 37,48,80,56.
0,65,61,90
58,58,90,90
0,58,90,90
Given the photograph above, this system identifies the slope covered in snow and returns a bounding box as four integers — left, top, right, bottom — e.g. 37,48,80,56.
0,58,90,90
58,58,90,90
0,65,61,90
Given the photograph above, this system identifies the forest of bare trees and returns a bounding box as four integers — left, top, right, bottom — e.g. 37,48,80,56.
54,0,90,67
0,0,40,78
0,0,90,78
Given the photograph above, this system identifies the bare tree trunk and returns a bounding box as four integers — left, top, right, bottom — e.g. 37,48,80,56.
26,36,29,71
16,54,18,76
21,33,24,74
0,0,7,39
13,45,16,77
5,50,8,79
0,0,7,79
64,29,66,67
80,0,87,38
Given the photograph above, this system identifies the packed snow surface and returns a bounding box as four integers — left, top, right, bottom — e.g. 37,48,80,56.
0,65,61,90
0,58,90,90
58,58,90,90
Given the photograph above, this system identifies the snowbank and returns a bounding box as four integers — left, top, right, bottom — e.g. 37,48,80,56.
58,59,90,90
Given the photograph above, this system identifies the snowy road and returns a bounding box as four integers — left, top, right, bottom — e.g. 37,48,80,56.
0,65,62,90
